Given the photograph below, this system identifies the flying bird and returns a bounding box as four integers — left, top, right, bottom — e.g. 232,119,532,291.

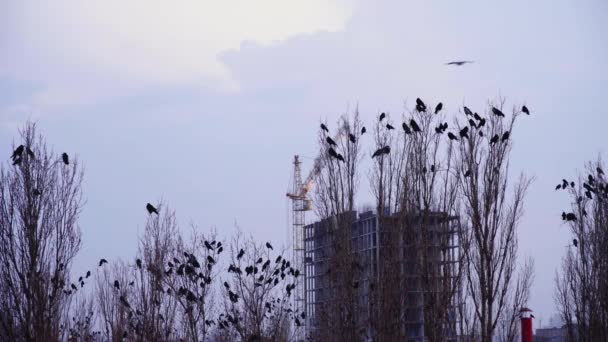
379,113,386,121
522,106,530,115
445,60,474,66
61,153,69,165
492,107,505,117
434,102,443,114
146,203,159,215
320,124,329,133
410,119,421,132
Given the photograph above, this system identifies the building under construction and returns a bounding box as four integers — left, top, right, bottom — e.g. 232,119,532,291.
303,209,462,341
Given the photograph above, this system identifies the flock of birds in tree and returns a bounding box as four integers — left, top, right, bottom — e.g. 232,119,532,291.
556,167,607,248
320,98,530,163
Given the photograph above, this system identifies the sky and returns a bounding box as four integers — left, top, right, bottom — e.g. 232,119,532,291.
1,0,607,327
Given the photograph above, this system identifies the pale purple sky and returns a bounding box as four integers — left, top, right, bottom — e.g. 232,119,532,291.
1,0,607,326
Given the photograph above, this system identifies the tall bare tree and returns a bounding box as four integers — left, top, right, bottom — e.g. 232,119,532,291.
555,160,608,341
0,122,85,341
456,101,533,342
370,101,463,341
312,111,364,341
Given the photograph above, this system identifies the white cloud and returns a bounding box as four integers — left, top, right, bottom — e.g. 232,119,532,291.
0,0,354,109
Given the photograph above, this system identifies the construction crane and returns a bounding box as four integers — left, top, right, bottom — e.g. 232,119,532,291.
286,126,345,341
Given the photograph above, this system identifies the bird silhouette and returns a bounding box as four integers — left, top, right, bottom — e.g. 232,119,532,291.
435,126,443,134
146,203,158,215
386,124,394,130
379,113,386,121
402,122,412,134
447,132,458,141
114,280,120,290
478,118,486,127
490,134,499,144
463,107,473,116
136,259,142,269
99,259,108,267
565,213,577,221
410,119,421,132
61,153,69,165
237,248,245,259
361,127,366,134
349,134,356,143
435,103,443,114
597,167,604,176
11,145,24,160
320,124,329,133
468,119,477,128
328,147,339,160
473,113,482,121
266,242,273,250
372,146,390,158
86,271,91,278
555,184,562,190
459,127,469,138
446,60,474,66
492,107,505,117
501,131,510,142
204,241,213,250
522,106,530,115
415,98,426,112
573,239,578,247
326,137,337,146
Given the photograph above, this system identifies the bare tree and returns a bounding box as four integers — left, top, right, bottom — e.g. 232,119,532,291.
370,101,463,341
218,230,299,341
555,160,608,341
312,111,364,341
456,101,533,342
0,122,85,341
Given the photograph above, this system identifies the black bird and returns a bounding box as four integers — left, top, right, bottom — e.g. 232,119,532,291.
71,283,77,291
320,124,329,133
585,191,593,200
463,106,473,116
478,118,486,127
61,153,69,165
402,122,412,134
573,239,578,247
435,102,443,114
562,212,567,220
447,132,458,141
336,153,345,162
479,131,484,137
12,157,22,165
86,271,91,278
99,259,108,267
597,167,604,176
237,248,245,259
435,126,443,134
146,203,159,215
501,131,510,142
386,123,394,130
410,119,421,132
136,259,142,269
372,146,390,158
473,113,482,121
492,107,505,117
445,60,474,66
468,119,477,128
430,164,436,173
464,169,472,178
275,256,282,263
207,255,215,264
555,184,562,190
565,213,577,221
361,126,366,134
326,136,336,146
522,105,530,115
204,240,213,250
459,127,469,139
266,242,273,250
415,98,426,112
328,147,339,160
12,145,24,160
114,280,120,290
563,179,569,188
490,134,499,144
379,112,386,121
349,133,356,143
256,257,263,264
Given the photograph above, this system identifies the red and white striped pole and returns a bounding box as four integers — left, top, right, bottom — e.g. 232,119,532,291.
520,307,533,342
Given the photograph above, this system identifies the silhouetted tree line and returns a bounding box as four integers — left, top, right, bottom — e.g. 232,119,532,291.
1,123,303,341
